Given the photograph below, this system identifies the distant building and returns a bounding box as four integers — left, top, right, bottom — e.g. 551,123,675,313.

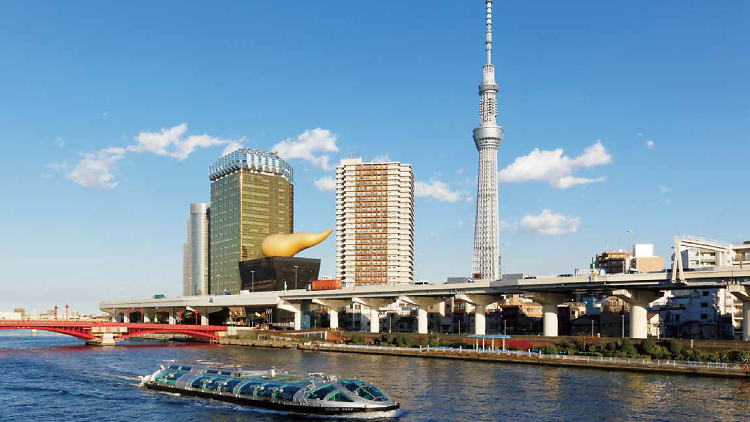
658,289,736,339
669,235,747,337
595,251,630,274
208,149,294,294
629,243,664,273
335,158,414,285
184,203,210,296
0,311,22,320
571,314,600,336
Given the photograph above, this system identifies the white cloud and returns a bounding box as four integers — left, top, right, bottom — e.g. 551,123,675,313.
498,141,611,189
272,128,338,170
133,123,188,156
646,140,654,149
498,219,518,232
222,140,245,156
55,137,65,148
659,185,670,194
520,209,580,235
66,147,128,189
457,219,465,227
130,123,230,160
102,112,108,118
415,180,465,202
369,154,391,163
314,176,336,192
66,123,235,189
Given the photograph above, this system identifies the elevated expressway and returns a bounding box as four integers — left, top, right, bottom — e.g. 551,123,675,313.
100,270,750,340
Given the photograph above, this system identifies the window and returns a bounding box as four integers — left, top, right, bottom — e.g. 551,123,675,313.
238,381,262,396
256,383,282,399
191,376,212,388
700,302,708,308
327,392,354,402
701,313,708,320
702,291,709,297
276,385,303,401
220,379,243,393
307,385,337,400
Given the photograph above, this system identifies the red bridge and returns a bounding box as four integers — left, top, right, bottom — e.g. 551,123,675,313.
0,321,227,345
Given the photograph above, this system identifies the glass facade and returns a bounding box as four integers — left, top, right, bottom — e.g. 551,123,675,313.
209,150,293,294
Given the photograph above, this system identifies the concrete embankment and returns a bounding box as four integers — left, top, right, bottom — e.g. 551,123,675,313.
216,337,750,379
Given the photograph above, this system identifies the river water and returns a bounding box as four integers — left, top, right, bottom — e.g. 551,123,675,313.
1,332,748,422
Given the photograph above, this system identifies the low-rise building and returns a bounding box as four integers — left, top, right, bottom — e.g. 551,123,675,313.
596,251,630,274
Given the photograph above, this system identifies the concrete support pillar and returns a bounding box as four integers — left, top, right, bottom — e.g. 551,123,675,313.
279,299,306,331
293,309,302,331
123,313,130,323
417,307,428,334
313,299,349,331
474,304,487,336
368,307,379,333
400,296,446,335
200,313,209,326
329,308,339,330
168,312,176,325
455,294,502,336
727,285,750,341
743,302,750,342
527,292,570,337
542,304,559,337
143,313,151,323
352,297,397,334
614,289,662,339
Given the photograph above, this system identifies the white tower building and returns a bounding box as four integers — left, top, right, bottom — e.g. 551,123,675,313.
184,203,210,296
472,0,503,280
335,158,414,286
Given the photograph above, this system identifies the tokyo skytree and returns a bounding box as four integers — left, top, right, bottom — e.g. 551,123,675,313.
471,0,503,280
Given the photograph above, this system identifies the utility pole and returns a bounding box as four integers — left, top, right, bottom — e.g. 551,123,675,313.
251,270,255,293
294,265,299,290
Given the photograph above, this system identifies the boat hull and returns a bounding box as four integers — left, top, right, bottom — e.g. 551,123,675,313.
143,382,400,415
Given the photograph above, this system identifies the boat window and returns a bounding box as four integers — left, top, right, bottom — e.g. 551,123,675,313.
206,369,219,375
257,383,282,399
238,381,263,396
178,366,192,371
218,371,233,376
220,379,243,393
204,377,227,391
191,376,212,388
276,385,302,401
168,365,180,371
307,385,337,401
341,381,381,401
327,392,354,402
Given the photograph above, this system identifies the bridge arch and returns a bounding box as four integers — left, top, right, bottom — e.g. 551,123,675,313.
0,326,94,341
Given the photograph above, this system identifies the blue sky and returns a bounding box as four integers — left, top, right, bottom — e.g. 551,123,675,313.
0,0,748,313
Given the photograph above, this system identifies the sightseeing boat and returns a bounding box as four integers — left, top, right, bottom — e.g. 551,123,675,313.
141,363,400,415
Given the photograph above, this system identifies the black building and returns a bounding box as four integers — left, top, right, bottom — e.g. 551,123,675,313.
238,257,320,292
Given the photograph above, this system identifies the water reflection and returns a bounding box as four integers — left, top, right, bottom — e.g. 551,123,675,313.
0,334,748,422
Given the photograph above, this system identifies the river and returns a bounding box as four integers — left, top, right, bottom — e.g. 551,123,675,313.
1,332,748,422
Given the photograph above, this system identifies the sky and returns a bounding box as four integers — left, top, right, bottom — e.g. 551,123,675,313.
0,0,748,314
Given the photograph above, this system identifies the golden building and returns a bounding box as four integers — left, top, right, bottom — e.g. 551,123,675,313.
208,149,293,294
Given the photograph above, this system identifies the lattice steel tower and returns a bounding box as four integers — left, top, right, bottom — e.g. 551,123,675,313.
471,0,503,280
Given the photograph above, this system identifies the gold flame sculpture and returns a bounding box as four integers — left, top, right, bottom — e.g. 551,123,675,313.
261,229,333,257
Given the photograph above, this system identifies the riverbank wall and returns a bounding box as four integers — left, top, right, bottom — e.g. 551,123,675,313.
215,336,750,379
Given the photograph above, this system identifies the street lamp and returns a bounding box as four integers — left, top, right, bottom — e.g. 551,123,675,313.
627,229,632,254
501,243,507,278
250,270,255,293
293,265,299,290
627,229,633,273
